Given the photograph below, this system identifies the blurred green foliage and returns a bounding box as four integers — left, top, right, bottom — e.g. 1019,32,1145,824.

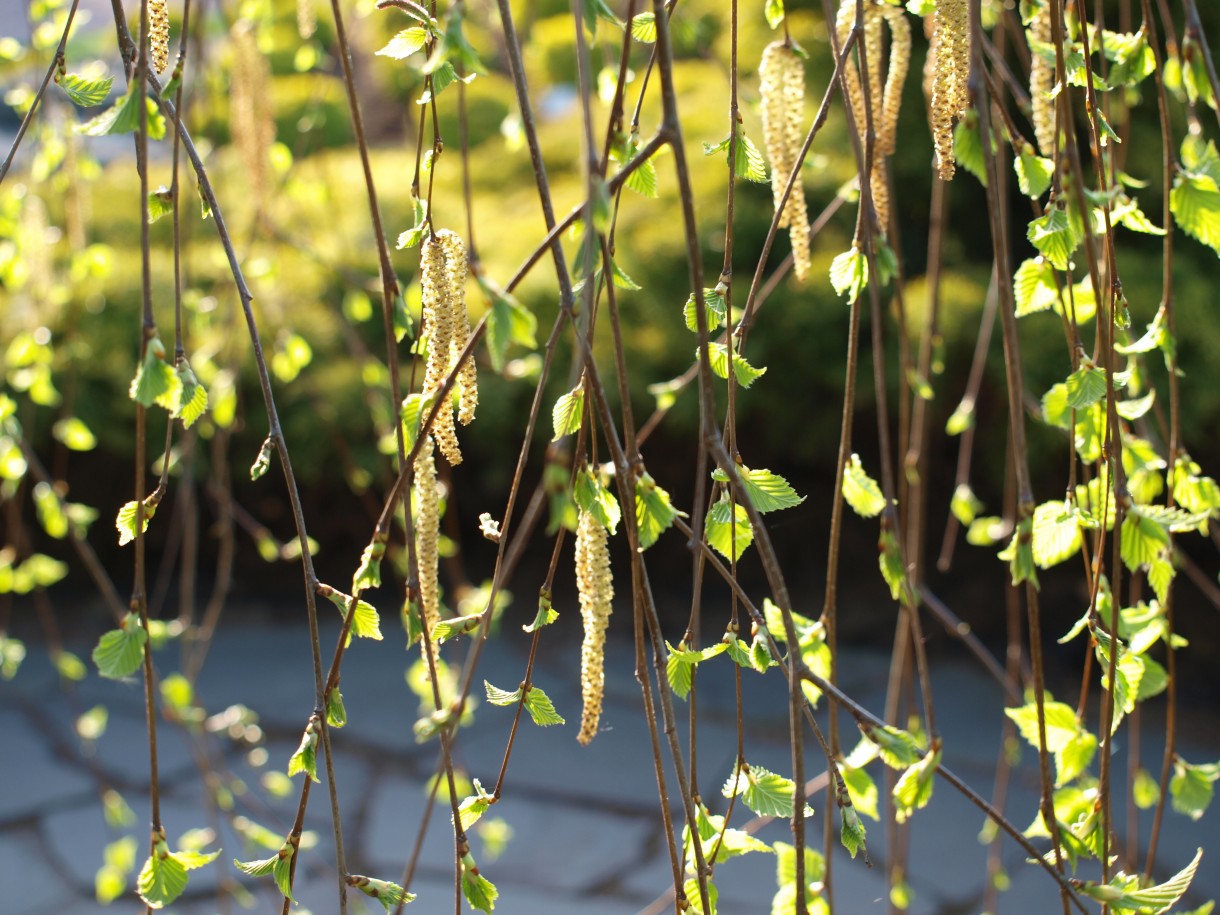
2,0,1220,573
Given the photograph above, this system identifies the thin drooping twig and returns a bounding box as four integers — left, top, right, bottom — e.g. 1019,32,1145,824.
973,5,1069,908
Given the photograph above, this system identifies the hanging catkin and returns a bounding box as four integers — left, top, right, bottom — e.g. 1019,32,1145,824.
759,41,811,280
440,231,479,427
836,1,909,234
414,435,441,633
928,0,970,180
419,231,462,465
229,23,274,209
149,0,171,74
1029,3,1056,156
297,0,317,40
575,509,613,745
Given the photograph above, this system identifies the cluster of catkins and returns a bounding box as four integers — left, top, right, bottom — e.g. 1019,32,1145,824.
149,0,171,74
759,42,812,279
419,229,478,467
229,23,275,209
575,508,613,746
413,229,478,632
834,0,910,233
1029,3,1056,157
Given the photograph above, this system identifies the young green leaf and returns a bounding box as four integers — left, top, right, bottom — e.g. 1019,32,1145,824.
705,496,753,560
287,718,320,782
349,874,416,911
377,26,430,59
954,114,989,185
722,760,811,819
829,247,868,303
705,343,767,387
704,127,768,183
523,589,558,632
859,722,924,768
1074,848,1202,912
431,612,482,643
666,641,728,699
481,279,536,372
841,763,880,820
173,362,209,428
92,613,148,679
1065,364,1108,409
484,680,523,706
319,585,384,641
234,842,295,901
250,436,274,481
1120,510,1170,572
573,466,620,535
878,527,911,602
115,498,157,546
893,746,940,823
842,454,886,517
1171,143,1220,256
635,472,684,550
59,73,114,107
79,85,166,139
397,196,429,249
1031,500,1086,568
130,339,179,409
629,12,657,43
1171,758,1219,821
735,466,804,513
461,857,498,913
765,0,785,28
551,387,584,441
683,286,728,333
1027,204,1079,270
523,685,565,726
352,537,385,595
840,805,869,860
998,517,1038,588
137,843,188,909
326,687,347,728
457,779,494,830
1015,148,1055,199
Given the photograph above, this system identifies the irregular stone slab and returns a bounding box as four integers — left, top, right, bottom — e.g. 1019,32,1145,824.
0,708,94,824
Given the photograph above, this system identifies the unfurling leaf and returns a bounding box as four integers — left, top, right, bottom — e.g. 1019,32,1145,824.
92,613,148,679
348,874,416,911
635,472,684,550
842,454,886,517
287,717,320,782
551,387,584,441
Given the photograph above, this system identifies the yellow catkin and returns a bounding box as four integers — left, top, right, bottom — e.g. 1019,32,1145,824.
575,510,613,746
837,1,908,234
149,0,170,74
879,5,911,157
414,435,441,633
1029,4,1056,157
929,0,970,180
229,23,275,210
759,41,811,280
440,231,479,427
420,231,462,465
875,5,910,233
297,0,317,40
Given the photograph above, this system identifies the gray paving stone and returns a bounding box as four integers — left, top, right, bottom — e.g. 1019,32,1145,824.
1,828,71,915
457,792,654,893
358,773,457,877
0,707,94,823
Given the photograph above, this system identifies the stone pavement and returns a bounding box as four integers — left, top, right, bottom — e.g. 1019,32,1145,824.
2,616,1218,915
